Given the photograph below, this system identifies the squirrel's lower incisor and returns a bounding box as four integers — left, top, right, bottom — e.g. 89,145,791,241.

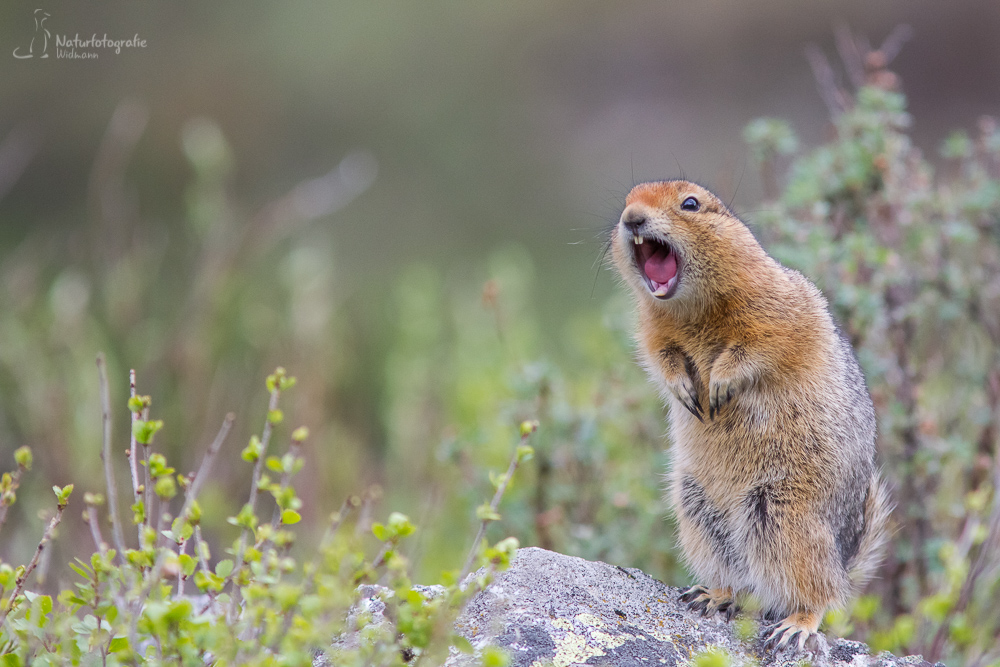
611,180,891,651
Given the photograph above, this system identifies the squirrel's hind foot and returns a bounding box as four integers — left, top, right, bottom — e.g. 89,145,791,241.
760,610,822,653
678,585,737,621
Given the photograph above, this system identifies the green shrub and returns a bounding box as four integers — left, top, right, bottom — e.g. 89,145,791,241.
0,367,523,665
744,49,1000,666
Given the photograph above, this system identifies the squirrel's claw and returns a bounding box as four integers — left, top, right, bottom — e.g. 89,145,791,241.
708,377,740,420
678,586,738,620
672,378,704,422
760,611,821,654
678,585,708,603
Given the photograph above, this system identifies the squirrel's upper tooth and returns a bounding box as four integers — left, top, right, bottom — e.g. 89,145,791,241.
633,234,643,245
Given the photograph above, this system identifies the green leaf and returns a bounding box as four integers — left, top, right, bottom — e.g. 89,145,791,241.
131,500,146,525
372,522,389,542
68,562,91,580
132,419,164,445
108,636,130,653
241,435,263,463
475,504,501,522
518,420,539,437
215,559,234,578
53,484,74,506
179,554,197,577
83,492,105,506
268,409,284,425
387,511,415,537
281,509,301,525
194,571,224,593
13,446,32,470
489,471,507,490
154,475,177,500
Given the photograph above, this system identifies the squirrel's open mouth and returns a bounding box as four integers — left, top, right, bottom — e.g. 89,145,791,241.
631,233,680,299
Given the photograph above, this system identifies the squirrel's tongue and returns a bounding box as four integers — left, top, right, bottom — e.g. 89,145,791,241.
644,245,677,284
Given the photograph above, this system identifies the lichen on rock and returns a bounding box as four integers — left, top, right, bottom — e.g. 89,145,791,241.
446,547,943,667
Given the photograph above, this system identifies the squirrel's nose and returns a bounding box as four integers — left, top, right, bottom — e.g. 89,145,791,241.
620,206,648,233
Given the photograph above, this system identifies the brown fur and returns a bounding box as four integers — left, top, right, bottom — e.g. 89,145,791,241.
611,181,891,650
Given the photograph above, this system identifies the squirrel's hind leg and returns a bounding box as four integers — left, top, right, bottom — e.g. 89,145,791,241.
761,610,822,652
678,585,738,621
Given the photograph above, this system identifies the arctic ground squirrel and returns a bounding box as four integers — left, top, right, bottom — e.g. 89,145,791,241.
610,180,891,651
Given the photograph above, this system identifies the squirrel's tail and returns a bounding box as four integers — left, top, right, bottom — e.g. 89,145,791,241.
848,474,893,589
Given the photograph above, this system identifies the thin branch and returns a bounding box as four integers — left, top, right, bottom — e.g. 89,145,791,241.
128,369,141,504
237,388,280,562
805,44,849,118
96,354,128,560
180,412,235,519
229,386,282,622
0,503,67,627
176,538,188,597
86,504,108,555
460,428,534,579
141,406,152,539
878,24,914,64
834,23,866,88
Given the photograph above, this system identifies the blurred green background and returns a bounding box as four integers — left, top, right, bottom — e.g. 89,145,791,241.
2,2,1000,662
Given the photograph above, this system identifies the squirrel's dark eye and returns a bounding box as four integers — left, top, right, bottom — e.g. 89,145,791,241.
681,197,699,211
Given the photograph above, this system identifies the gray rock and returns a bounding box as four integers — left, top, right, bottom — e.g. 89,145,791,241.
448,547,942,667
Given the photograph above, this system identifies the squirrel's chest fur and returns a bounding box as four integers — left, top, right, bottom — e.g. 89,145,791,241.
637,307,850,517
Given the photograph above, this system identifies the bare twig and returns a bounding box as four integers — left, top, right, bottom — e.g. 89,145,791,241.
834,23,866,88
96,354,128,561
229,385,282,622
0,503,67,627
180,412,235,520
237,387,281,562
878,24,914,64
321,496,359,550
805,44,849,118
86,504,108,555
128,370,141,504
193,526,219,616
176,538,188,597
460,425,536,579
141,405,152,538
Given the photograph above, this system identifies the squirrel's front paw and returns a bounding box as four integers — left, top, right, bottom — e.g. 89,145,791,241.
761,611,822,653
678,585,737,621
670,376,704,422
708,376,743,419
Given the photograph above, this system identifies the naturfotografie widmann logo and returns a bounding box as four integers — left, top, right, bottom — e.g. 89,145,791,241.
13,8,146,60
